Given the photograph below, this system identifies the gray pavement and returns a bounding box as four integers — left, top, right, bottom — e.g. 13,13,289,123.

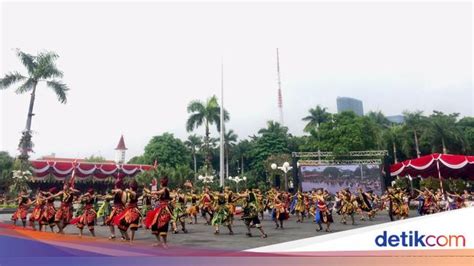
0,210,419,250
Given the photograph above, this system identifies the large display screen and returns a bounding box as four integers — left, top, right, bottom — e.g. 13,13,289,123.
300,164,383,195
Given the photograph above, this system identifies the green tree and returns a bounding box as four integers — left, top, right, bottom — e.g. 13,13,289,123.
425,111,462,154
186,95,229,171
128,155,147,164
184,134,203,176
382,125,404,163
0,152,15,193
457,117,474,154
142,133,191,168
0,50,69,160
318,112,379,154
403,110,427,158
233,139,252,176
224,129,238,178
302,105,331,132
366,111,390,150
249,121,290,180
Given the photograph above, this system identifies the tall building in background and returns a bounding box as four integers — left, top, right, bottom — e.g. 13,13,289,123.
336,97,364,116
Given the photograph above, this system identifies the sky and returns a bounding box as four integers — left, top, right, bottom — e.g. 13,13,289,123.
0,1,472,161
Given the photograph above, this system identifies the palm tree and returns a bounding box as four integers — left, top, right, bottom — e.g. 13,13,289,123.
184,134,203,177
302,105,330,132
366,111,391,150
302,106,330,161
234,139,251,175
426,111,462,154
258,120,289,136
0,50,69,160
383,125,403,163
403,110,426,158
186,95,229,172
224,129,238,178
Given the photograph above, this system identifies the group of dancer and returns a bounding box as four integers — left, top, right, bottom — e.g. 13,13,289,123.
9,177,473,247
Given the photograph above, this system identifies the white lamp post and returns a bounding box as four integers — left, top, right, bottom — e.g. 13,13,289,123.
271,162,293,192
228,176,246,192
198,174,215,185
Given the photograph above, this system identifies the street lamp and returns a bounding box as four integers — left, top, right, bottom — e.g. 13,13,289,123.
198,174,215,184
271,162,293,192
228,176,246,192
407,175,413,194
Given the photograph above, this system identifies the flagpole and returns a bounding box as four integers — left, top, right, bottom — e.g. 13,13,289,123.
219,59,225,187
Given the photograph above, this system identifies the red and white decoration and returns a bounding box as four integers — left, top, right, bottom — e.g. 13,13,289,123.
30,160,154,181
390,153,474,180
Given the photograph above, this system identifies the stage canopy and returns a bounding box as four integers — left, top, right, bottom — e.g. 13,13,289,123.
30,160,154,181
390,153,474,180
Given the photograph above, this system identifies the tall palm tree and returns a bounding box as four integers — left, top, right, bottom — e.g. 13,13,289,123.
224,129,238,178
234,139,251,175
186,95,229,172
302,105,331,132
258,120,289,136
184,134,203,177
403,110,426,158
302,106,330,160
383,125,403,163
366,111,391,150
0,50,69,160
427,111,461,154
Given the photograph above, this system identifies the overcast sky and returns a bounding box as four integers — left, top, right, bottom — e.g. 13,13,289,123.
1,1,472,161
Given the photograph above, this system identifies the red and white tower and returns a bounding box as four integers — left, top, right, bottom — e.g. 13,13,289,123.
115,135,127,164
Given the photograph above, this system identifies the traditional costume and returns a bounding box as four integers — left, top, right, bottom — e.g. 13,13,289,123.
171,191,188,233
211,193,233,234
186,192,199,224
74,189,97,236
145,178,172,243
12,193,29,227
41,188,57,231
241,190,266,238
314,192,333,232
29,192,45,230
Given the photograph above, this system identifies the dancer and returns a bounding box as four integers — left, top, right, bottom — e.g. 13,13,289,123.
115,180,141,243
40,187,58,232
356,188,373,221
293,189,305,223
11,189,30,228
211,188,233,235
273,192,289,229
29,190,45,231
314,189,333,232
49,182,79,234
171,188,188,234
97,189,112,226
339,189,356,225
187,189,199,224
239,189,267,238
141,187,153,220
224,186,236,225
146,177,172,248
200,187,214,225
255,189,265,220
105,179,125,240
74,188,97,237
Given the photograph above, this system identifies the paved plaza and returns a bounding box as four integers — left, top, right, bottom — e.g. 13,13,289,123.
0,210,419,250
